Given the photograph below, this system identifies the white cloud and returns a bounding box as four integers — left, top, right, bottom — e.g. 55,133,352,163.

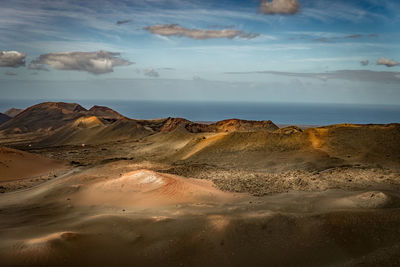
259,0,300,15
0,51,26,67
30,50,133,74
377,57,399,67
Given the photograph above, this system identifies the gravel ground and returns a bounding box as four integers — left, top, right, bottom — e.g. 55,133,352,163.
161,165,400,196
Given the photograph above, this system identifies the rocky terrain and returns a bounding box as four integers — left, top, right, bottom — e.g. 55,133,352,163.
0,102,400,266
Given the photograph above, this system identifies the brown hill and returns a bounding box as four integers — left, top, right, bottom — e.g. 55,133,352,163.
158,123,400,172
138,117,279,134
185,119,278,133
88,105,124,120
0,102,125,137
159,117,191,132
0,146,66,181
0,102,88,133
0,102,280,141
38,117,153,146
1,102,398,173
4,108,24,117
306,123,400,169
0,113,11,125
0,102,173,146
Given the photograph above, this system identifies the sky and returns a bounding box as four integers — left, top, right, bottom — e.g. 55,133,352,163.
1,0,400,105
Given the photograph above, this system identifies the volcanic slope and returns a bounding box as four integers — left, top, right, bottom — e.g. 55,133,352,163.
0,146,67,181
1,161,400,266
1,102,399,174
0,113,11,125
160,123,400,171
0,102,88,134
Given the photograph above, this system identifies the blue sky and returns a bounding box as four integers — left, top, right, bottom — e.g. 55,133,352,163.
1,0,400,104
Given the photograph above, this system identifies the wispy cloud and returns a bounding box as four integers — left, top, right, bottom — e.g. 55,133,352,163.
311,33,378,43
173,44,310,53
0,51,26,67
144,24,259,40
299,1,387,24
208,24,235,29
313,37,331,43
344,34,363,39
30,51,133,74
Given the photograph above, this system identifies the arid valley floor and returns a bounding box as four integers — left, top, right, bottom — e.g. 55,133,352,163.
1,102,400,266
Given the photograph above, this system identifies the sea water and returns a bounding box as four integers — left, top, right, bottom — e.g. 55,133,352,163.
1,99,399,126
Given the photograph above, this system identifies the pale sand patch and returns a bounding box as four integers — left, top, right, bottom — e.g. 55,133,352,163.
74,169,235,208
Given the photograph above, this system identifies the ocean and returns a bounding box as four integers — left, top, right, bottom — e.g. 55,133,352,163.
1,99,400,126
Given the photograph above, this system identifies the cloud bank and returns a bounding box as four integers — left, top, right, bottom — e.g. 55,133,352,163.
30,51,133,74
259,0,300,15
0,51,26,67
144,24,259,40
377,57,399,67
225,70,400,84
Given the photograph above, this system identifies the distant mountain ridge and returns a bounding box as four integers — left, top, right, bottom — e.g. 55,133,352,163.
1,101,399,172
4,108,24,118
0,102,124,134
0,102,280,136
